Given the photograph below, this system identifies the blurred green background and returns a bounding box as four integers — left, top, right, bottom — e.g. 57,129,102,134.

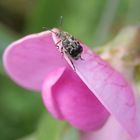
0,0,140,140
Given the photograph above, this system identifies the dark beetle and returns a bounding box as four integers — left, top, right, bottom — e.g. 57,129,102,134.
50,29,83,70
54,30,83,60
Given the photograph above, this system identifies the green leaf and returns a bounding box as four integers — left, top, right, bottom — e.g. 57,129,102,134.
36,113,79,140
126,0,140,24
36,113,66,140
0,24,17,74
61,126,79,140
25,0,66,33
17,134,36,140
0,74,44,140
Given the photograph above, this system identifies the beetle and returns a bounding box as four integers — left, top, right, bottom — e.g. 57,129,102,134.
51,29,83,70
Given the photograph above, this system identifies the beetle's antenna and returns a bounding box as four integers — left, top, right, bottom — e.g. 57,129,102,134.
49,30,57,34
59,16,63,27
42,27,57,34
56,16,63,29
42,26,48,30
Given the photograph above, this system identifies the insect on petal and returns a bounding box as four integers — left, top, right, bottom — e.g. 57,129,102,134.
52,28,140,138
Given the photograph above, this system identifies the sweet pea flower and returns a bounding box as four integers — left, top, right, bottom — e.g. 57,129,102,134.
3,28,140,138
80,26,140,140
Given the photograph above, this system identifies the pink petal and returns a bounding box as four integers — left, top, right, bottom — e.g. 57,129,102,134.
81,116,140,140
52,28,140,137
42,67,109,131
3,31,67,90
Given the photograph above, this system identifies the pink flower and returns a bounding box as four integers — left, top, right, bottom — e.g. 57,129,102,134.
3,28,140,138
81,116,140,140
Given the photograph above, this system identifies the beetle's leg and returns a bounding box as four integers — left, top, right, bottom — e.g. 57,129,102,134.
69,59,76,71
68,56,76,71
64,50,76,71
60,46,65,59
60,46,64,54
55,40,64,59
55,40,61,49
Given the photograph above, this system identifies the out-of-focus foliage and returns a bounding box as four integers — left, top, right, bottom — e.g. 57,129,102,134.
0,74,44,140
18,114,79,140
0,0,140,140
36,114,79,140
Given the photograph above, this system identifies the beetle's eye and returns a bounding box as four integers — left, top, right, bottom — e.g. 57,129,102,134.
78,45,83,53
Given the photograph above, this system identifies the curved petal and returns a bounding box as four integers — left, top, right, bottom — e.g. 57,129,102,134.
42,67,109,131
52,28,140,137
74,46,140,137
3,31,67,90
81,116,140,140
